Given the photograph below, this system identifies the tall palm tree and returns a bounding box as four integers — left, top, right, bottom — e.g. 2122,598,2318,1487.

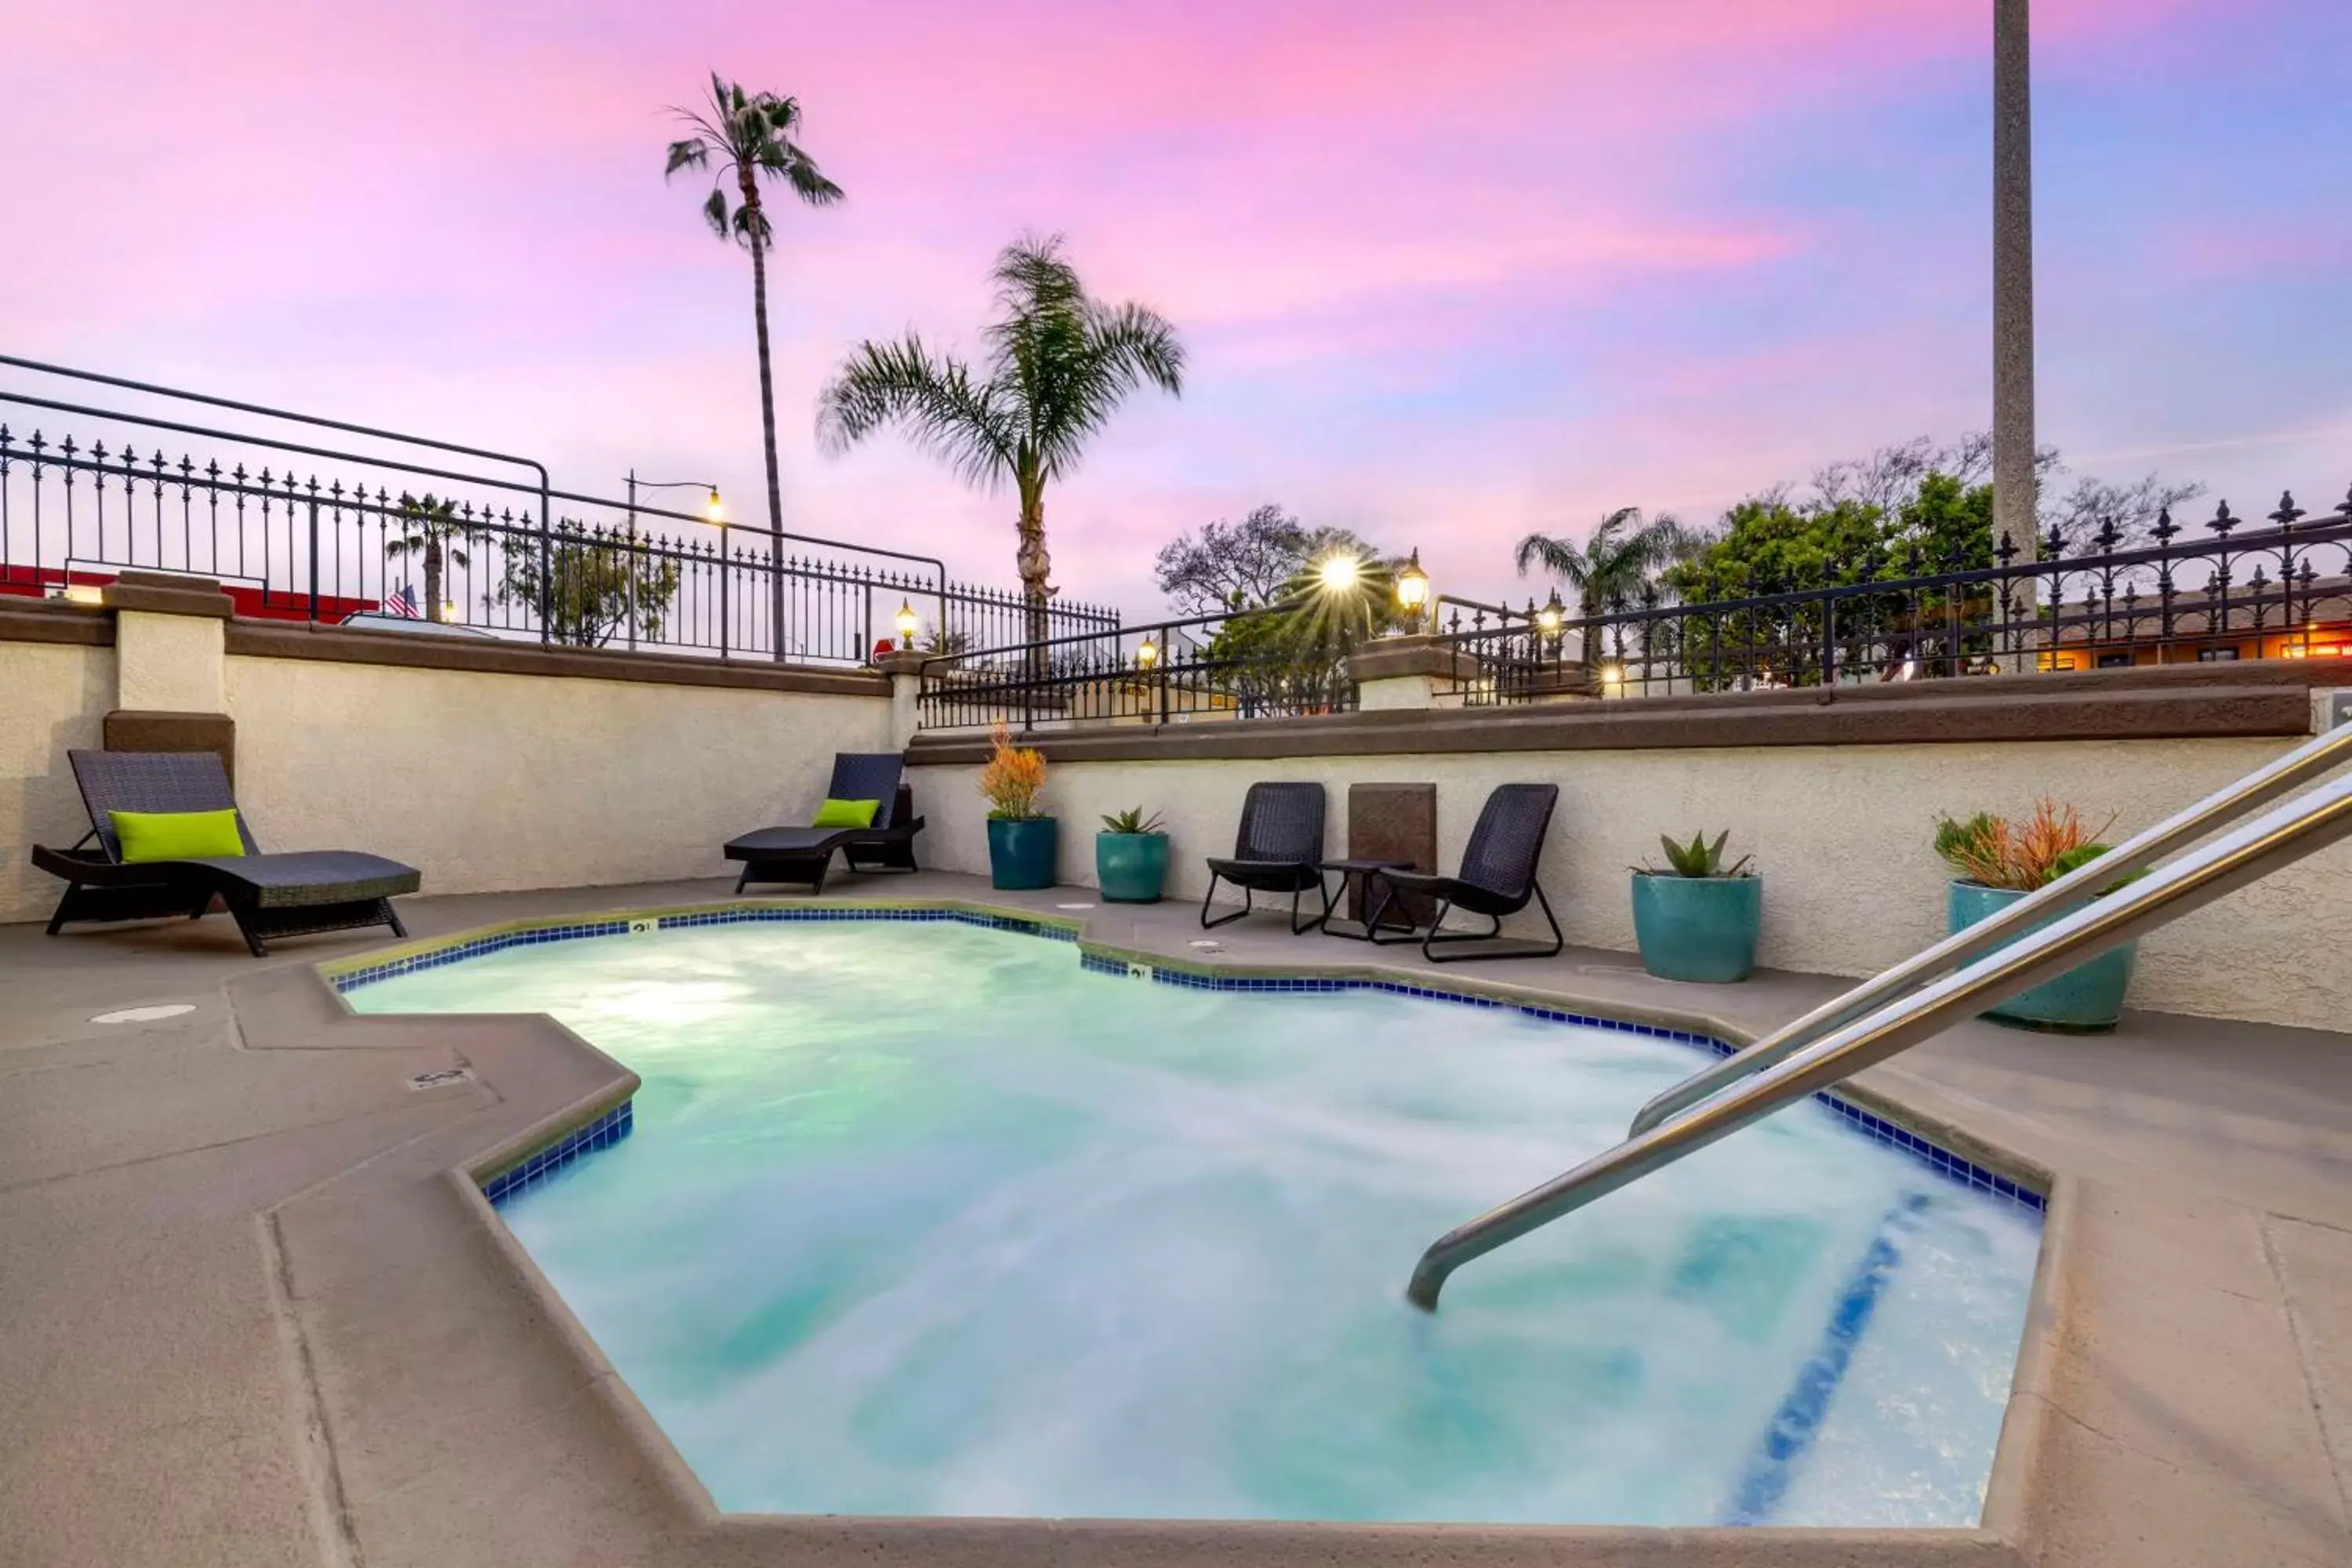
1514,508,1701,685
817,234,1185,644
383,493,477,624
666,74,842,660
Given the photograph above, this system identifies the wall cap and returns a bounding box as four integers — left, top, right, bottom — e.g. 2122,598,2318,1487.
102,570,235,620
221,615,891,696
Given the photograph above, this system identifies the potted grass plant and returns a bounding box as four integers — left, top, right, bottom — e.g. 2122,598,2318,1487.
1630,830,1762,983
979,724,1056,890
1095,806,1171,902
1935,800,2139,1031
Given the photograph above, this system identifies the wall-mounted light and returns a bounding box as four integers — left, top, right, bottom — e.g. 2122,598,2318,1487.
894,598,920,648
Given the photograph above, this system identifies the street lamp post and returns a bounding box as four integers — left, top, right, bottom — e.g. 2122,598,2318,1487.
626,470,724,655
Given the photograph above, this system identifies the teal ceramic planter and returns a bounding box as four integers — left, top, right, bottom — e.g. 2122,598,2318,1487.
1947,880,2137,1031
986,817,1059,891
1630,873,1762,983
1095,832,1171,903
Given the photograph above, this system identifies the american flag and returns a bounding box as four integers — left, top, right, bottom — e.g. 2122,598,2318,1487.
384,583,420,618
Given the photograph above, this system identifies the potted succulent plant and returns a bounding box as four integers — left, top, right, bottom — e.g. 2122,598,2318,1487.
1095,807,1171,902
979,724,1056,890
1934,800,2139,1031
1631,830,1762,983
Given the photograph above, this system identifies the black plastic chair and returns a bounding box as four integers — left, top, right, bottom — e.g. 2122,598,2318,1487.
1201,782,1331,933
31,750,420,956
1365,783,1561,961
724,753,925,894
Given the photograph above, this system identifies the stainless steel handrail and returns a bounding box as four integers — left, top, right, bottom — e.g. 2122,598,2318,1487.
1406,763,2352,1308
1624,720,2352,1139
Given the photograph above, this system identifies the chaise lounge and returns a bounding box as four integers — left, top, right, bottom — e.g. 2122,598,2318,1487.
724,752,925,895
32,750,421,956
1365,782,1562,961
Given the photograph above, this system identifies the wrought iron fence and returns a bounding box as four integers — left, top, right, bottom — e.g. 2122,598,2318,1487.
1432,488,2352,702
916,604,1360,731
0,357,1118,662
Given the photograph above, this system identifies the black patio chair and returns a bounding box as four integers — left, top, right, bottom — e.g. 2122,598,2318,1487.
31,750,420,956
1201,782,1331,933
724,752,925,895
1364,783,1562,962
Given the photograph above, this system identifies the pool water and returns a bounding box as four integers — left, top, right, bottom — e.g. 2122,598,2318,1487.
350,919,2041,1526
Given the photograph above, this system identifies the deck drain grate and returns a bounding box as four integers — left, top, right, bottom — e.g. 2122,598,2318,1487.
407,1066,476,1091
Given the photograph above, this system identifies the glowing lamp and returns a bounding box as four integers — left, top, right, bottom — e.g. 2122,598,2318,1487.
1535,591,1565,639
1136,634,1160,669
1316,554,1363,593
704,488,725,524
893,598,920,648
1394,550,1430,614
1599,659,1624,688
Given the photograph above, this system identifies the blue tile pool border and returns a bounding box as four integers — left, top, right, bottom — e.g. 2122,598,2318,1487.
480,1101,633,1207
336,902,2043,1218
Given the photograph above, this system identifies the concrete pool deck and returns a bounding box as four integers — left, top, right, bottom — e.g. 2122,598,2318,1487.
2,871,2347,1567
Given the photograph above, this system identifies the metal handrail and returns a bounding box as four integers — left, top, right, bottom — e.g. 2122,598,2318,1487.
1625,718,2352,1139
1406,756,2352,1309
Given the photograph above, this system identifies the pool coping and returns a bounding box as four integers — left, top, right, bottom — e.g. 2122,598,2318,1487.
314,894,2067,1556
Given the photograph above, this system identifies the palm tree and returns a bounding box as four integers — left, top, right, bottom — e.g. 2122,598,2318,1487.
817,234,1185,645
666,74,843,660
1514,508,1702,686
383,493,477,624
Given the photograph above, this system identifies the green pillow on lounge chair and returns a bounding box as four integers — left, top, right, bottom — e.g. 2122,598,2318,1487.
811,797,881,829
111,808,245,863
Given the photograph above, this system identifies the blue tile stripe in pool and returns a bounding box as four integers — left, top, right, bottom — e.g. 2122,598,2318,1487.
480,1101,633,1207
343,905,2042,1218
1723,1190,1933,1525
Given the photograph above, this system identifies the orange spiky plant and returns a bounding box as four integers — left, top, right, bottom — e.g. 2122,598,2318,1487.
1934,799,2118,891
978,723,1048,819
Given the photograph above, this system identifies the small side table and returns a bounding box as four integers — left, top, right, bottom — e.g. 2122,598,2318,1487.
1317,858,1414,942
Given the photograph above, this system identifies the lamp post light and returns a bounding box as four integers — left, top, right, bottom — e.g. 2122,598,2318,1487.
894,597,920,650
1395,549,1431,631
1135,633,1160,669
626,470,724,654
1535,589,1566,641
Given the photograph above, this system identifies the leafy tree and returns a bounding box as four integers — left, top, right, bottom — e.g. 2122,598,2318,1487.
666,74,843,655
1515,508,1708,622
383,493,481,624
1154,503,1378,615
818,234,1185,644
495,528,683,647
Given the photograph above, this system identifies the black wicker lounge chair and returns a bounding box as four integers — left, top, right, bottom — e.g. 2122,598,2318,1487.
1201,782,1331,933
31,750,420,956
724,752,924,895
1364,783,1561,962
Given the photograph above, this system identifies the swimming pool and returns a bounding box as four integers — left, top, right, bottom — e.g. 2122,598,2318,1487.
345,913,2042,1528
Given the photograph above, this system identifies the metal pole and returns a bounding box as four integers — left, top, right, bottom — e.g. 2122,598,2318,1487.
625,469,637,652
1994,0,2038,662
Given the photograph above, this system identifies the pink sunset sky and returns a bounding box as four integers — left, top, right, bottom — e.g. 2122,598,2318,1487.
5,0,2347,615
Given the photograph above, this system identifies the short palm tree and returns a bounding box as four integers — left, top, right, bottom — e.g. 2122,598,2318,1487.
383,493,477,624
666,74,842,658
1515,508,1702,685
817,234,1185,644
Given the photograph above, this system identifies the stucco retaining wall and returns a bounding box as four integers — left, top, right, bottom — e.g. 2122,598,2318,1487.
906,737,2352,1031
0,638,116,925
220,654,891,898
0,630,893,921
